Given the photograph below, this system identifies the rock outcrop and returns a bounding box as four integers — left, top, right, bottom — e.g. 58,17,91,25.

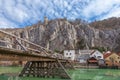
1,17,120,53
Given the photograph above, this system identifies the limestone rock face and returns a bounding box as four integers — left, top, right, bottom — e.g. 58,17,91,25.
9,19,90,51
1,18,120,52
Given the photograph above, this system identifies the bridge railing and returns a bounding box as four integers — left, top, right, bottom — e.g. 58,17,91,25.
0,29,65,59
0,30,50,53
0,39,13,48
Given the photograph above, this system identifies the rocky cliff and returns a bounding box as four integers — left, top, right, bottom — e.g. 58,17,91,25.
90,17,120,52
2,17,120,53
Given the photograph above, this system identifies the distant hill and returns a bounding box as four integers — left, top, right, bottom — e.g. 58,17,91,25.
90,17,120,29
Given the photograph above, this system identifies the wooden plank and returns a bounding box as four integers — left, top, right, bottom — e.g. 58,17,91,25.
16,39,27,51
56,59,71,79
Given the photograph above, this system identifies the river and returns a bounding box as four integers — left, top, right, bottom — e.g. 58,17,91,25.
0,67,120,80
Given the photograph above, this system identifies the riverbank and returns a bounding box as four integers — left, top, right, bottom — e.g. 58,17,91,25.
74,65,99,69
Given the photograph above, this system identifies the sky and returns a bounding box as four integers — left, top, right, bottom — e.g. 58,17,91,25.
0,0,120,28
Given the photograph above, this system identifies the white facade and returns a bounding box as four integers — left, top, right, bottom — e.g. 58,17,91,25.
90,50,103,60
64,50,75,60
78,50,93,63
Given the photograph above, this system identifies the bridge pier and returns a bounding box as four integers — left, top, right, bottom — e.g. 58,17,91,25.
19,59,71,79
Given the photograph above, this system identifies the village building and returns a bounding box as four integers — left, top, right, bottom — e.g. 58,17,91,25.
64,50,76,60
90,50,103,60
87,57,105,67
78,50,103,63
104,52,120,67
77,50,94,63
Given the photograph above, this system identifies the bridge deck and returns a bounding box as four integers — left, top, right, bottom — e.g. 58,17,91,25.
0,46,68,62
0,47,56,61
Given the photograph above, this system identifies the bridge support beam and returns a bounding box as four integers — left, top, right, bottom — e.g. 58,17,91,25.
61,60,75,69
19,59,71,79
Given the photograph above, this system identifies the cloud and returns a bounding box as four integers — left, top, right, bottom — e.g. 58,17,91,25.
0,0,120,28
81,0,120,21
100,5,120,20
0,17,18,28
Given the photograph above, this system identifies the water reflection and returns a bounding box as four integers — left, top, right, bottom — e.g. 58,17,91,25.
70,69,120,80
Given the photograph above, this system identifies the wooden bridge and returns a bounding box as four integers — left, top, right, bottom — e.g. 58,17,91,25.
0,29,74,79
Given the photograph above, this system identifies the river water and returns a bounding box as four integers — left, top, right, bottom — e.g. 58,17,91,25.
0,67,120,80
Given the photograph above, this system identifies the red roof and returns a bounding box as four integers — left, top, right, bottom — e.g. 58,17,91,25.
118,53,120,56
104,53,112,58
104,53,120,59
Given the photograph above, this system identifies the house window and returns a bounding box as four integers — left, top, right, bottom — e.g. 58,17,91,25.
94,55,96,58
68,57,71,59
115,61,117,63
119,61,120,63
70,53,71,55
109,57,111,59
97,56,101,59
118,57,120,59
66,53,68,55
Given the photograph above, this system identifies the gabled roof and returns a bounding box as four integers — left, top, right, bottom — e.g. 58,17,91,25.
79,50,94,54
104,53,112,58
104,53,120,59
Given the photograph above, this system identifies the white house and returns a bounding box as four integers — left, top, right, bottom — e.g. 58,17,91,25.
64,50,76,61
78,50,94,63
90,50,103,60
